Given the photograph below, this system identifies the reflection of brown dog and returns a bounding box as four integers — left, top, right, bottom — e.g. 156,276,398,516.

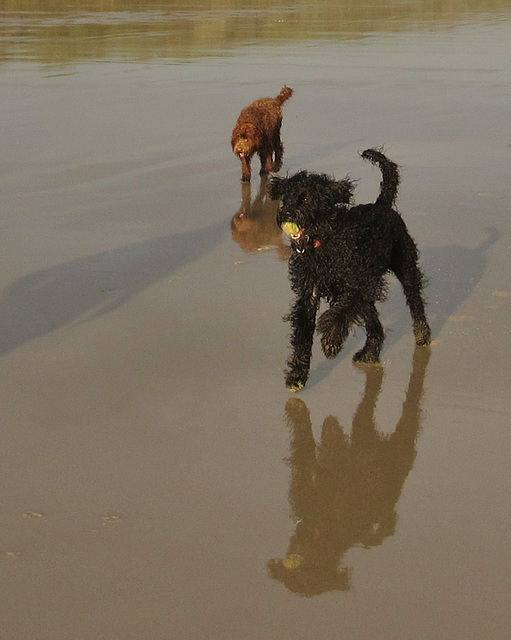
231,177,290,259
268,348,430,596
231,86,293,182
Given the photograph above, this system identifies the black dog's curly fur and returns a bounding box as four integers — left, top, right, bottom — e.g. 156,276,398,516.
268,148,431,391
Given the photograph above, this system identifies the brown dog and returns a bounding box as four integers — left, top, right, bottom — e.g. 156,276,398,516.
231,86,293,182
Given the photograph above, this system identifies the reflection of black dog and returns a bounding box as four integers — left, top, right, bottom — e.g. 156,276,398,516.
268,148,431,391
231,177,289,258
268,347,430,596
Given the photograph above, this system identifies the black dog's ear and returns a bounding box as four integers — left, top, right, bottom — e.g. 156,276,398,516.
267,176,287,201
332,177,355,204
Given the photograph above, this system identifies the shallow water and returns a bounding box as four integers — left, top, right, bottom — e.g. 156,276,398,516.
1,2,511,639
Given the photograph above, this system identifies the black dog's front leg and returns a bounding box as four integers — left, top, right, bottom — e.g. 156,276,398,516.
285,290,319,391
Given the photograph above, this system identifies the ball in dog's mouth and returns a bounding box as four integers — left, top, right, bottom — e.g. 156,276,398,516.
281,221,303,240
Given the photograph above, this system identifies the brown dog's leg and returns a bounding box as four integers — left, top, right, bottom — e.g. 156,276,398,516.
272,121,284,171
240,154,252,182
259,149,274,176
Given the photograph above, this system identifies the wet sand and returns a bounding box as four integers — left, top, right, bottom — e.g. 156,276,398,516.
1,7,511,640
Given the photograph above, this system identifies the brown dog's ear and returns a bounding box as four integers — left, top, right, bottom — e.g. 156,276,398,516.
267,176,287,200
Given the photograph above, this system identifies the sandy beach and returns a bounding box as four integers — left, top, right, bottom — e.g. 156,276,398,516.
1,3,510,639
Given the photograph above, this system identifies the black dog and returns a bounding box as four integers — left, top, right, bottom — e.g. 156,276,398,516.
268,148,431,391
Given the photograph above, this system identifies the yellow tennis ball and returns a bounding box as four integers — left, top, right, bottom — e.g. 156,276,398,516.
281,222,301,237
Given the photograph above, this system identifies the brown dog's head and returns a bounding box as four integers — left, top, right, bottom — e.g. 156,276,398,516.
231,124,260,159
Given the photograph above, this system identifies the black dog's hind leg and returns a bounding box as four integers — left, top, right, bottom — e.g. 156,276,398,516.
391,235,431,347
285,291,319,391
352,302,385,363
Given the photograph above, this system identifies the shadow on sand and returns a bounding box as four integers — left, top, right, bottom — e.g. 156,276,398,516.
0,219,227,357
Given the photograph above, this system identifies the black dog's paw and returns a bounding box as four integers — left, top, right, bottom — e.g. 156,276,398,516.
414,321,432,347
285,368,308,392
353,347,380,363
320,335,343,359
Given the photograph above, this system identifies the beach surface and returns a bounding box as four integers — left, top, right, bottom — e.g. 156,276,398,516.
1,2,510,638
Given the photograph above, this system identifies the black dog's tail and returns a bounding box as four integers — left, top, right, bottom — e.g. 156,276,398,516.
361,148,400,207
275,86,293,106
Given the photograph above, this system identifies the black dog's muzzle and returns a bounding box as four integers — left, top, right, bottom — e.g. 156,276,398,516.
293,233,310,254
281,220,308,253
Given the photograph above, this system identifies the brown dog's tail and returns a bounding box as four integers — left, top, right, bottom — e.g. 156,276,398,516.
275,86,293,106
361,147,400,207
